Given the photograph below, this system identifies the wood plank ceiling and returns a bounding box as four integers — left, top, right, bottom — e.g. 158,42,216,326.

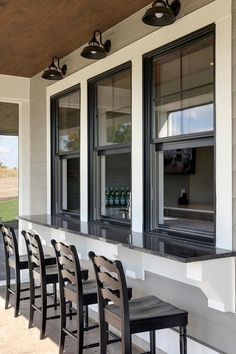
0,0,151,78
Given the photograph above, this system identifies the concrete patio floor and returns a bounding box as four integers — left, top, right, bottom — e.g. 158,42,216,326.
0,285,141,354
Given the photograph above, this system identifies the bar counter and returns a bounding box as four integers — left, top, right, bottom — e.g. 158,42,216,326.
19,214,236,263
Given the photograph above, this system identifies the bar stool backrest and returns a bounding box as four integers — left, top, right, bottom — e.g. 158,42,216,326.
51,240,84,328
1,225,19,269
89,251,130,331
21,231,46,281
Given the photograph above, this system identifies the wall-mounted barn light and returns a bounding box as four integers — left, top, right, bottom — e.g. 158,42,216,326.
81,30,111,60
142,0,181,26
42,57,67,80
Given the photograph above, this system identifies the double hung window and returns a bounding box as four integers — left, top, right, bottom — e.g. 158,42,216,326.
144,26,215,243
51,87,81,216
89,63,132,224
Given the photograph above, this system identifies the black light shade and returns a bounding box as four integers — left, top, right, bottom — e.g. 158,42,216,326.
42,57,67,80
81,30,111,60
142,0,181,27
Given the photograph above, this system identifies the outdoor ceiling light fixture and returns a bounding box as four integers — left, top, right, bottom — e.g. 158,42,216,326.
42,57,67,80
142,0,181,26
81,30,111,60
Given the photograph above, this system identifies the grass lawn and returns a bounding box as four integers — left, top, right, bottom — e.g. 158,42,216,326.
0,198,18,223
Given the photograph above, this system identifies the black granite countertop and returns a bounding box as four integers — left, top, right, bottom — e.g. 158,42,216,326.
19,214,236,263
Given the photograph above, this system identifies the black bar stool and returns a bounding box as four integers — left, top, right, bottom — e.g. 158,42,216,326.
1,225,30,317
89,251,188,354
51,240,123,354
21,230,61,339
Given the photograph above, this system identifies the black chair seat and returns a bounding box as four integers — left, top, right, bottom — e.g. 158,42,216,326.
64,280,98,306
106,295,188,333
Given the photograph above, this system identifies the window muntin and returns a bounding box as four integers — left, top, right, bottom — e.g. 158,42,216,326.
58,91,80,153
96,68,131,147
155,36,214,139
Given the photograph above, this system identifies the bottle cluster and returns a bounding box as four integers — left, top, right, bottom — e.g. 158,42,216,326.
105,187,130,207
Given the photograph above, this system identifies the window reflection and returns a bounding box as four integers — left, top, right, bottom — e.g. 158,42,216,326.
100,152,131,221
159,103,213,137
158,146,214,234
61,157,80,214
155,37,214,138
58,91,80,152
96,68,131,146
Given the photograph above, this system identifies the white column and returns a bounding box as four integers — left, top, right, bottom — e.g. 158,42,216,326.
131,56,143,232
80,79,88,222
215,16,232,249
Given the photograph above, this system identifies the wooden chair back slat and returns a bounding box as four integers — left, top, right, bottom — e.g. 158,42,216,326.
94,255,119,273
51,240,83,293
6,244,14,255
1,225,19,267
89,251,130,327
61,269,76,283
58,254,75,272
101,288,121,306
21,231,46,281
98,272,119,290
51,239,84,333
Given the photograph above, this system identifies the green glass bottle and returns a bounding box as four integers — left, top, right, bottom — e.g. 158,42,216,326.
105,187,110,207
120,187,126,206
126,187,130,206
115,187,120,207
109,187,114,207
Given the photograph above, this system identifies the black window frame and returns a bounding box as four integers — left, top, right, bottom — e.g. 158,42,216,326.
51,84,81,217
143,24,216,245
88,61,132,226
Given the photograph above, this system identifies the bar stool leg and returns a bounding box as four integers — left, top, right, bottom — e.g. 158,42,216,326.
40,282,47,339
59,296,66,354
100,319,107,354
179,325,187,354
14,268,21,317
53,283,57,310
29,278,35,329
69,301,72,320
121,332,131,354
5,263,10,310
150,331,156,354
84,305,89,328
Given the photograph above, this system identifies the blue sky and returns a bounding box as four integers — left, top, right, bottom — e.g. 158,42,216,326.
0,135,18,168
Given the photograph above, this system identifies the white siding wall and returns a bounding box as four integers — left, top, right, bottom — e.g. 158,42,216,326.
23,0,236,352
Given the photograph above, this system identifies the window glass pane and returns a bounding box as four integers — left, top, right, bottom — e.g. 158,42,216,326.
100,152,131,221
96,68,131,146
61,157,80,213
157,146,214,234
155,36,214,138
58,90,80,152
